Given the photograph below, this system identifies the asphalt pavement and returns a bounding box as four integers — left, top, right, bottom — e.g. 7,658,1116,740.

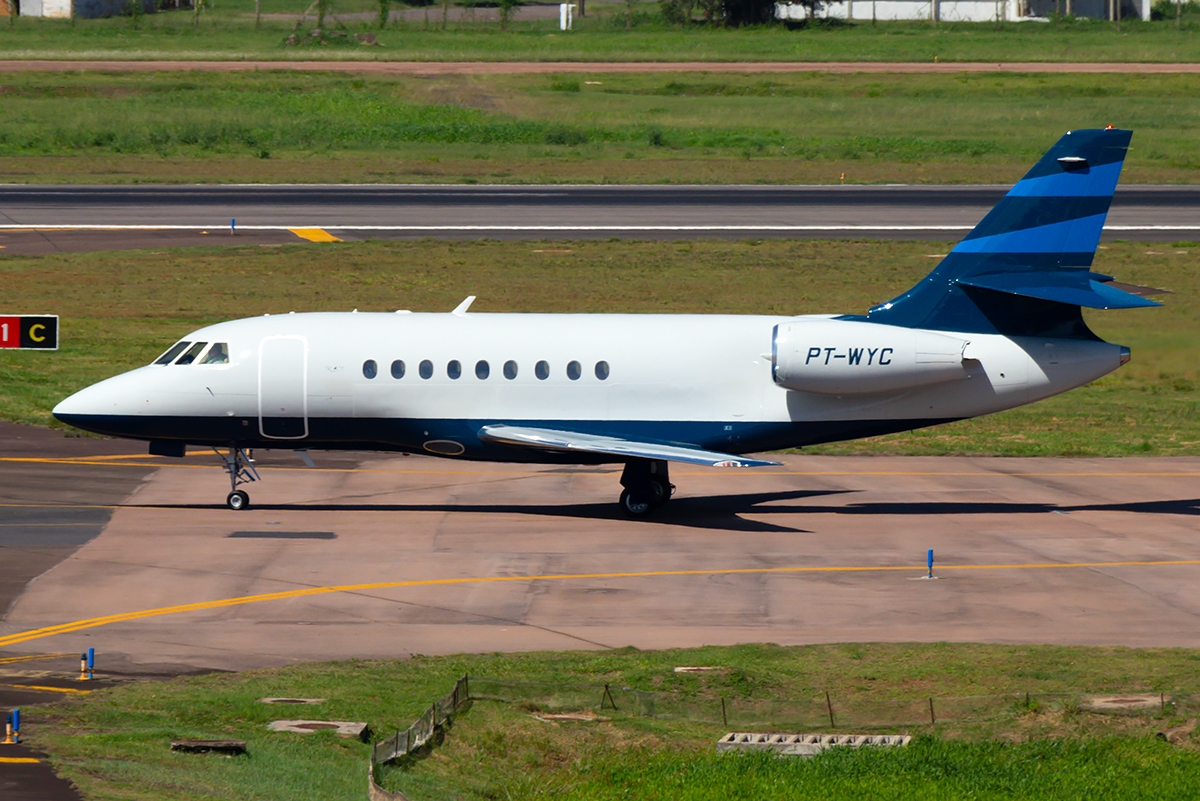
0,185,1197,250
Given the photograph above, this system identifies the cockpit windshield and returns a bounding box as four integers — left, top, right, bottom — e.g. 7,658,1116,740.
154,341,191,365
152,340,231,366
200,343,230,365
174,342,208,366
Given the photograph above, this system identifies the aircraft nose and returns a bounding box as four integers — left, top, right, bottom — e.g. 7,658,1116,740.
52,388,89,421
52,372,146,436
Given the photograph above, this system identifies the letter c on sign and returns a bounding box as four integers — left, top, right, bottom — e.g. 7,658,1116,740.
879,347,894,365
28,324,45,343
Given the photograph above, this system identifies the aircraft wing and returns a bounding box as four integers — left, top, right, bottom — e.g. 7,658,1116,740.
477,425,780,468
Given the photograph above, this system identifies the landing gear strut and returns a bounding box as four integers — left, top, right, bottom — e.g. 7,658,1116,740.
216,445,260,511
618,459,674,518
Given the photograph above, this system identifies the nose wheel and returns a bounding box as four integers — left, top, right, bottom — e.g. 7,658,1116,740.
216,445,260,511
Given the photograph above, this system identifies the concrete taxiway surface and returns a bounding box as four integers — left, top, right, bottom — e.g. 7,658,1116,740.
0,185,1197,251
1,430,1198,674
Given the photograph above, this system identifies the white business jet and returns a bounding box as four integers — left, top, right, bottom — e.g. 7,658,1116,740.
53,129,1161,516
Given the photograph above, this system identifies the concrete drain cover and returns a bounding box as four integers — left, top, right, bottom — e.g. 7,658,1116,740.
268,720,369,739
717,732,910,757
259,697,327,705
1081,694,1166,713
532,711,607,722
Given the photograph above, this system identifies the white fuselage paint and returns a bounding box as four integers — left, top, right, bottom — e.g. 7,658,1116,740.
53,311,1124,459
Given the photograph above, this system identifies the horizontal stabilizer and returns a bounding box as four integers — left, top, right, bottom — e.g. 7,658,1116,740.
958,270,1161,310
478,425,780,468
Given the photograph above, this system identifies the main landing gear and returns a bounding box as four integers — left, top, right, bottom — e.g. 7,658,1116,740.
618,459,675,518
216,445,261,510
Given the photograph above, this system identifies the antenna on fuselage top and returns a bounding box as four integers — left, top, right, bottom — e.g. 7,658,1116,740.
451,296,476,316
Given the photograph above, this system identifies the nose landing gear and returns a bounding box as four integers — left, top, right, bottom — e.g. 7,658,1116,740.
216,445,260,510
618,459,674,518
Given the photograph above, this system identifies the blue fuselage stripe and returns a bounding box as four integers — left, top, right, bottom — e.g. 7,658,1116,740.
53,414,960,461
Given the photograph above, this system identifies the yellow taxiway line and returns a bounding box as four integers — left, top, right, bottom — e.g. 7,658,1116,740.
0,684,90,695
0,757,41,763
3,559,1200,648
0,653,74,666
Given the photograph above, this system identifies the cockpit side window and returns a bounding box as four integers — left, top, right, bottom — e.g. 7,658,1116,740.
174,341,208,366
200,343,229,365
154,341,191,365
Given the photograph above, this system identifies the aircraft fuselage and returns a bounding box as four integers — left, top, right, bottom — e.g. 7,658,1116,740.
53,311,1125,461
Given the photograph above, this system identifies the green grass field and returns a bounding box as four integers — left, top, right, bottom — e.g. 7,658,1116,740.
1,5,1199,63
29,643,1200,801
0,237,1195,455
2,70,1199,184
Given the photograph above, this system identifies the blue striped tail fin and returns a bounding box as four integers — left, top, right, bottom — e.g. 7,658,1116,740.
865,128,1158,337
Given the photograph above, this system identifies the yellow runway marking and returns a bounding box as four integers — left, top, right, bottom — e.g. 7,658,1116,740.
3,559,1200,648
0,684,91,695
0,757,41,763
0,504,118,510
289,227,342,243
0,653,73,665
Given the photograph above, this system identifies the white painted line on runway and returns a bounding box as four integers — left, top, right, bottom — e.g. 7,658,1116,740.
0,224,975,231
2,224,1198,232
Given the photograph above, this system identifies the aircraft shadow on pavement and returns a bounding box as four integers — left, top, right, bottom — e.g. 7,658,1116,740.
139,489,857,533
136,495,1200,532
791,497,1200,517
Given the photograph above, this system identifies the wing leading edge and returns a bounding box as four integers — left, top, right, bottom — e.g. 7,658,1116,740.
477,425,780,468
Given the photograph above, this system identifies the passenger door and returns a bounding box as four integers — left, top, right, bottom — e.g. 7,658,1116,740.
258,336,309,440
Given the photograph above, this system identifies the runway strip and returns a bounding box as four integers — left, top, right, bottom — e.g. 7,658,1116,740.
6,557,1200,648
2,60,1200,75
2,184,1195,246
4,224,1199,233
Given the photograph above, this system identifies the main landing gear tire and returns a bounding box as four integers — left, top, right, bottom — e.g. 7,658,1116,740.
619,479,672,518
227,490,250,511
619,488,654,518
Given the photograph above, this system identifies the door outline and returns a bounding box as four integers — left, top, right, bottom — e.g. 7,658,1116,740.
258,335,309,440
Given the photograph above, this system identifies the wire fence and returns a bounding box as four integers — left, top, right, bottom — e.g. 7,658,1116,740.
369,675,470,801
469,677,1183,729
368,675,1183,799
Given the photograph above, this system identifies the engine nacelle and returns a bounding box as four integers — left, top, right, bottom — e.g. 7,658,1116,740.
772,318,970,395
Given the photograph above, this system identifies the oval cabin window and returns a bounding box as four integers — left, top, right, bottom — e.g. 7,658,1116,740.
447,360,462,380
391,360,406,379
535,360,550,380
567,361,582,381
419,360,433,379
475,360,490,380
363,360,378,379
503,360,518,380
595,361,610,380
